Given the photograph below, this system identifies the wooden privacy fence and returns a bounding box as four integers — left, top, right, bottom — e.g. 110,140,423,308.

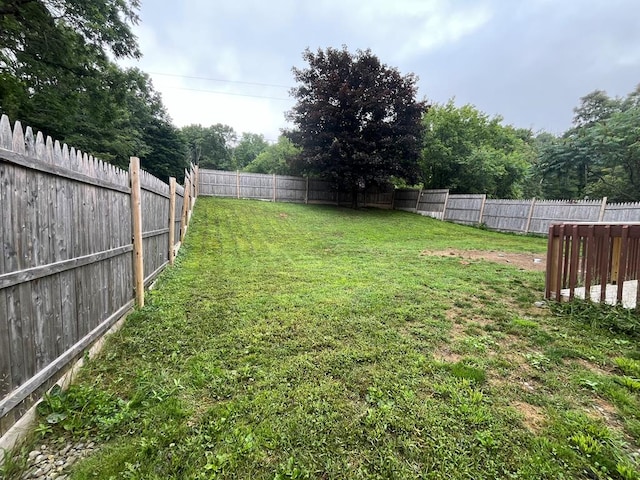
0,114,198,438
200,170,640,235
199,169,393,208
545,223,640,309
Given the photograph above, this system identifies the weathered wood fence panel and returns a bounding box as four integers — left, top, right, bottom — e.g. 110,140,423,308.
528,200,604,236
444,194,486,225
603,202,640,222
276,176,306,203
307,178,337,204
393,189,420,211
362,189,394,209
174,184,185,246
482,200,533,233
416,189,449,219
239,172,273,200
140,171,170,286
338,187,393,208
199,170,237,197
0,114,197,440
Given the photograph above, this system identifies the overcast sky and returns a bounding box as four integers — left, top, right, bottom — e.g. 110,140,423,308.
121,0,640,142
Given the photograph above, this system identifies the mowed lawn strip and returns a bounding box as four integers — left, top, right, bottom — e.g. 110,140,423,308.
6,197,640,479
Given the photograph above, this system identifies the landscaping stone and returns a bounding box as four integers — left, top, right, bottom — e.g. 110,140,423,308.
21,440,97,480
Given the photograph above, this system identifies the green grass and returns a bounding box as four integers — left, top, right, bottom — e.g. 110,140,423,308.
3,198,640,479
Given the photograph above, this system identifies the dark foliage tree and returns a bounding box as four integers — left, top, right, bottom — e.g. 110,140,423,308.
286,47,426,205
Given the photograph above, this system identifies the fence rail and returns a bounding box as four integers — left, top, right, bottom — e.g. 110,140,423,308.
545,223,640,309
0,114,197,440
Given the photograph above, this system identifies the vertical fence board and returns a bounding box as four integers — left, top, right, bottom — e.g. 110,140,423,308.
0,115,198,437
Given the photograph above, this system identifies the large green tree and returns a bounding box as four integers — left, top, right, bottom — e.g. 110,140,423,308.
0,0,188,181
286,47,426,204
0,0,140,66
233,132,269,169
244,136,300,175
181,123,237,170
420,101,534,198
0,0,141,126
536,86,640,201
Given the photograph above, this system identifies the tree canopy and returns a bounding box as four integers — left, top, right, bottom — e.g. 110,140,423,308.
286,47,426,203
420,101,535,198
181,124,237,171
0,0,188,182
233,132,269,170
244,136,300,175
535,86,640,201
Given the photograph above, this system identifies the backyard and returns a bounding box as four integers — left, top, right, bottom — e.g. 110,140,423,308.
4,198,640,479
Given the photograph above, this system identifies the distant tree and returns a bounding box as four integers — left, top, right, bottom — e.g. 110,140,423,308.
181,124,237,170
244,136,300,174
420,101,534,198
233,132,269,169
139,119,187,183
536,86,640,201
286,47,426,205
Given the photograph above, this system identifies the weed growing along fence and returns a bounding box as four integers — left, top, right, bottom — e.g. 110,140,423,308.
199,170,640,235
0,114,197,439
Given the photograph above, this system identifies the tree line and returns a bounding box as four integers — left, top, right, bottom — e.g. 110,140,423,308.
1,2,637,202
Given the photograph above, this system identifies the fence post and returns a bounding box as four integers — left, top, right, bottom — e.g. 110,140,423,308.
236,170,240,199
190,166,196,212
180,177,190,242
442,190,450,220
129,157,144,307
478,194,487,226
168,177,176,265
545,225,561,300
305,177,309,204
391,189,396,210
598,197,608,221
273,173,277,202
524,198,537,234
414,189,423,212
194,165,199,199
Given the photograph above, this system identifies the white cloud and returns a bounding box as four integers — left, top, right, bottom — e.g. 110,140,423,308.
344,0,493,60
117,0,640,138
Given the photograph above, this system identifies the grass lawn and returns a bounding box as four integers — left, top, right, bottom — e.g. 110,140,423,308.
4,198,640,479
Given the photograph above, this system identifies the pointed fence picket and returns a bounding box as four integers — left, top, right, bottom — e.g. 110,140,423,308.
0,114,197,443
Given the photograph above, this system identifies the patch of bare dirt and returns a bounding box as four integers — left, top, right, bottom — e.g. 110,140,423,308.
573,358,612,377
421,249,546,271
589,398,618,423
434,350,463,364
513,401,546,433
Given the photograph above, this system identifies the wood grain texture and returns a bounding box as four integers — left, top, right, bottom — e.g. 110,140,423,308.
0,115,190,435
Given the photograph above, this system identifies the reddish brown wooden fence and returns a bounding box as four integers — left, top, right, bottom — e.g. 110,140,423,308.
545,223,640,308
